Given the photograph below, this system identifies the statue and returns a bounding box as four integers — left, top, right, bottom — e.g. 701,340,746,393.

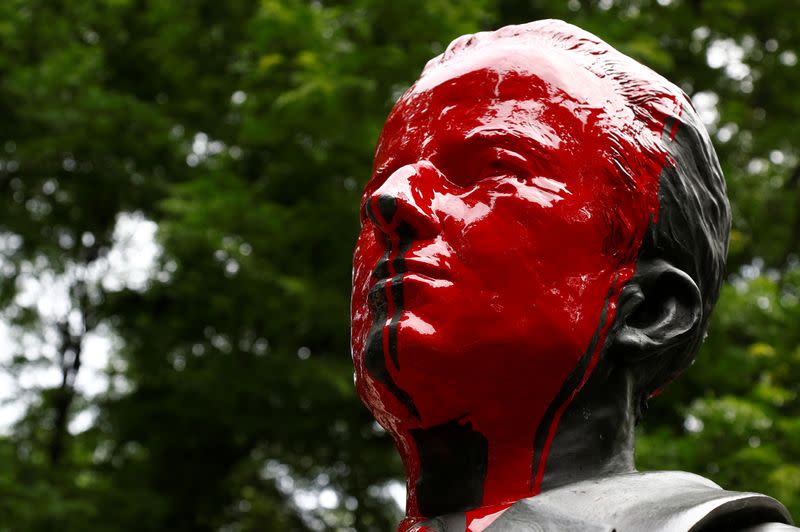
350,19,795,532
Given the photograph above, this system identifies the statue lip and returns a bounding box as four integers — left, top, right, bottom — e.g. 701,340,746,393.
367,258,453,304
371,257,451,282
367,273,453,307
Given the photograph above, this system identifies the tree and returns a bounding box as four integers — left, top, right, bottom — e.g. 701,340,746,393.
0,0,796,530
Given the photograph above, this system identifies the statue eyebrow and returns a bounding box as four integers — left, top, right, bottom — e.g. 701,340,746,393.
461,127,560,174
463,127,560,155
369,125,560,187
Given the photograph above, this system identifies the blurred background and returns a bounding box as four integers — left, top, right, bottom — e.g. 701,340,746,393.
0,0,797,530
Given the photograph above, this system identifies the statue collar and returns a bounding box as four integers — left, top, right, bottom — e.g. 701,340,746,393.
485,471,793,531
411,471,794,531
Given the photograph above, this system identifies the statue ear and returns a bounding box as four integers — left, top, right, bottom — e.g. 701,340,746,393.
613,258,702,362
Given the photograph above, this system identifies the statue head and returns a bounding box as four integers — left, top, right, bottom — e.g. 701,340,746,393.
350,19,730,521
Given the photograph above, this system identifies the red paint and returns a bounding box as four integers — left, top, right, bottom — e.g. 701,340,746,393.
465,503,513,531
531,272,624,493
351,20,684,528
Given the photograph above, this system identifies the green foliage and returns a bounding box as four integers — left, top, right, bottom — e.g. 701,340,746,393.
0,0,797,530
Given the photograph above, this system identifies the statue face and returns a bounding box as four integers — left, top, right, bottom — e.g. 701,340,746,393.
351,41,663,503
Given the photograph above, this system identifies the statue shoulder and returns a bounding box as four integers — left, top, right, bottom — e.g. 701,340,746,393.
485,471,795,532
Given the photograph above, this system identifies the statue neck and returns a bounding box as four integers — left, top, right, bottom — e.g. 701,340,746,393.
539,363,637,491
403,362,637,520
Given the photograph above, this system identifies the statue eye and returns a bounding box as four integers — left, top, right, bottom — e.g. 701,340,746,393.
481,148,529,181
435,145,531,188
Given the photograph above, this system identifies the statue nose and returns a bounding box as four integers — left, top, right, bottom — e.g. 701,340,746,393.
366,162,441,241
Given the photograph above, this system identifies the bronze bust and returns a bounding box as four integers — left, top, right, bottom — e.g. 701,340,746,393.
350,19,795,532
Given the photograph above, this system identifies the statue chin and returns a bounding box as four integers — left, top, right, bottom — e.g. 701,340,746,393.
350,18,795,532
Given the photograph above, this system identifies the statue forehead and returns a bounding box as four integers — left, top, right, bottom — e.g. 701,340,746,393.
374,39,642,182
415,40,630,114
377,40,636,158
